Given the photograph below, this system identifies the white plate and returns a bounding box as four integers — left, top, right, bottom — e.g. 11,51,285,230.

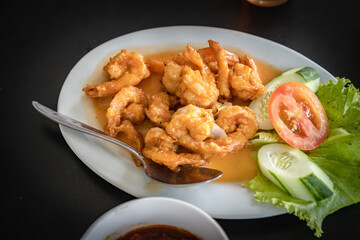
58,26,335,219
81,197,228,240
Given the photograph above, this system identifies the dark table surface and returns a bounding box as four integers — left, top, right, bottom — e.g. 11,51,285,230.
4,0,359,239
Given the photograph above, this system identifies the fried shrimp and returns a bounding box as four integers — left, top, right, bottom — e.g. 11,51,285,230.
163,44,219,108
167,104,214,142
142,127,206,170
106,86,148,137
172,44,216,85
229,55,265,101
177,65,219,108
207,40,265,101
216,105,259,141
122,103,147,124
162,61,184,95
145,92,176,127
116,120,144,166
84,41,267,171
165,104,237,158
146,58,165,74
83,50,150,98
172,44,205,71
198,46,239,72
208,40,231,99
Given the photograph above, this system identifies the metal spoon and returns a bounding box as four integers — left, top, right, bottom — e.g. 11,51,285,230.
32,101,223,186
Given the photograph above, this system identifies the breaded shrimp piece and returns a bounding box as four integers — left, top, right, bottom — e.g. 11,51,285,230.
216,105,259,141
208,40,231,99
172,44,216,86
142,127,207,170
172,44,203,71
145,92,176,127
83,50,150,98
229,55,265,101
177,66,219,108
146,58,165,74
164,44,219,108
198,45,239,72
162,61,184,95
122,103,147,124
167,104,214,142
207,40,264,101
116,120,144,166
106,86,148,137
165,104,236,158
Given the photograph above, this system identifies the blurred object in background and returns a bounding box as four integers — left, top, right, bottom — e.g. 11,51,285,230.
247,0,288,7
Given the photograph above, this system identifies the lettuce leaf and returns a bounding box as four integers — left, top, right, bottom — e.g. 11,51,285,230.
316,78,360,133
244,78,360,237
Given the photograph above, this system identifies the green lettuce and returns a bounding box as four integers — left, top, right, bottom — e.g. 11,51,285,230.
244,78,360,237
316,78,360,133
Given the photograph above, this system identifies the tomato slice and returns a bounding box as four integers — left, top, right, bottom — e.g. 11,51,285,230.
268,82,329,150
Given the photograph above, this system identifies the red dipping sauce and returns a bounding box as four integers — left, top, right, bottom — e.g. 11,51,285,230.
116,224,200,240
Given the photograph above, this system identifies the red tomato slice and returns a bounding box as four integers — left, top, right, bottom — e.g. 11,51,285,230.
268,82,329,150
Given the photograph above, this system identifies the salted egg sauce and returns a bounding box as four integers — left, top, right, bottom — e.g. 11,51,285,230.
90,48,281,183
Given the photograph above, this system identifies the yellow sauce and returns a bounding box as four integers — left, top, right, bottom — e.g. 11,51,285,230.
89,47,281,183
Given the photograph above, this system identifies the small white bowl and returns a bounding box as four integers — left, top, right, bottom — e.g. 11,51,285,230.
81,197,229,240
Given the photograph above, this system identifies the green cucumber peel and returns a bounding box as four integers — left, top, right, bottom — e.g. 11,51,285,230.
296,67,320,82
300,173,334,201
269,169,292,196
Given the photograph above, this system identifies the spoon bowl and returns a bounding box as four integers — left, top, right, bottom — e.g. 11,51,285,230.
32,101,223,186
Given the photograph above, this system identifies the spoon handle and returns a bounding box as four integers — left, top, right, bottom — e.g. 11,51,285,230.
32,101,144,162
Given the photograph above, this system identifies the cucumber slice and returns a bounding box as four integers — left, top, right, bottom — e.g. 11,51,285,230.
258,143,333,202
249,67,320,130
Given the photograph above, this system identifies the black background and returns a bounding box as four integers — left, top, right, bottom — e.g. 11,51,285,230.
3,0,359,239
